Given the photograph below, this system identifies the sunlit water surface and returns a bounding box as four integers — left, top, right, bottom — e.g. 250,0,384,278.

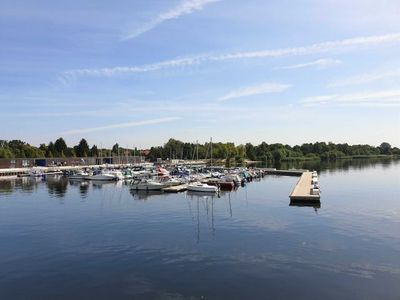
0,159,399,299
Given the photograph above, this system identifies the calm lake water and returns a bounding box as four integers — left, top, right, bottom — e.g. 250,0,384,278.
1,159,399,299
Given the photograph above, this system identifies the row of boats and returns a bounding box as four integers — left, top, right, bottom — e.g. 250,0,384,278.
59,164,266,193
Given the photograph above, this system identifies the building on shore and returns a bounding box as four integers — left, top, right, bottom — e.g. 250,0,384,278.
0,156,144,169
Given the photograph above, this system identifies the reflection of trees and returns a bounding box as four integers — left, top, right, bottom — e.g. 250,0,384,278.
0,180,14,195
69,180,90,198
79,182,89,198
47,176,68,198
270,157,399,174
129,190,163,201
20,177,40,193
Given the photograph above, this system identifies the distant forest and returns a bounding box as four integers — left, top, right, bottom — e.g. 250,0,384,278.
1,138,399,163
0,138,138,160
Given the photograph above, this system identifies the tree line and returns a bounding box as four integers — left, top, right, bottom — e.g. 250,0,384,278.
0,138,137,159
148,139,399,162
0,138,398,162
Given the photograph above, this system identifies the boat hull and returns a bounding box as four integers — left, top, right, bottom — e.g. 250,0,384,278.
91,175,117,181
187,185,218,193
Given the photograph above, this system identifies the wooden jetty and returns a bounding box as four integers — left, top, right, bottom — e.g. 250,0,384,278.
162,184,188,193
289,171,320,202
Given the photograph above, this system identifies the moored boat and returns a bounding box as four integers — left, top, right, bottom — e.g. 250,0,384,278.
187,182,218,193
91,170,118,181
68,170,91,180
130,179,166,191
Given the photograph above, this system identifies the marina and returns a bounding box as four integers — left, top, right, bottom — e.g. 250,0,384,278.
0,163,321,202
2,1,399,298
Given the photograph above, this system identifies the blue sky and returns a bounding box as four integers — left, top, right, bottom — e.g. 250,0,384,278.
1,0,400,148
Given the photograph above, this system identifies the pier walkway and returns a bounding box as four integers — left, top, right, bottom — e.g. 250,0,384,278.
289,171,320,202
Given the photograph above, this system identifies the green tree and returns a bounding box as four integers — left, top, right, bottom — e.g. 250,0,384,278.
273,148,286,161
112,143,119,156
379,142,392,155
90,145,99,157
54,137,67,157
47,142,56,157
75,139,90,157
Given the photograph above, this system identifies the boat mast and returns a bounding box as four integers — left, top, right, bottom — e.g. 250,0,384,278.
196,140,199,161
125,144,128,165
117,144,120,165
210,137,213,167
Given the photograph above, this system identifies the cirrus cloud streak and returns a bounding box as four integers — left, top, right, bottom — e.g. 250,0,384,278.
65,32,400,80
301,89,400,107
121,0,220,40
218,82,291,101
62,117,181,135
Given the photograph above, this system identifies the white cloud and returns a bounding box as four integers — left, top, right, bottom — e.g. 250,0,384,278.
62,117,181,135
328,68,400,87
63,56,203,80
276,58,342,70
121,0,220,40
301,89,400,107
218,82,291,101
65,32,400,79
225,32,400,59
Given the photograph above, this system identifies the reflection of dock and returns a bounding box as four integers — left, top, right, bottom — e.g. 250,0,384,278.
289,200,321,209
289,171,320,202
262,168,307,176
162,184,188,193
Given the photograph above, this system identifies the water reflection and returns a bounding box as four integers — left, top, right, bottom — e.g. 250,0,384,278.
69,180,90,198
289,199,320,212
46,176,68,198
0,180,14,195
91,181,119,189
268,157,399,174
185,192,222,243
130,190,164,200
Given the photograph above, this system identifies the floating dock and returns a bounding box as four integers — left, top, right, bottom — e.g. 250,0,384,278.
289,171,320,202
162,184,188,193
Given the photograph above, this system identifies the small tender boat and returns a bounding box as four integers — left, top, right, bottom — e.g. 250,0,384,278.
187,182,218,193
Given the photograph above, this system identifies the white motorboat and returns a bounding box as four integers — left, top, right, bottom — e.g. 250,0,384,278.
156,176,182,187
108,170,124,180
131,179,166,191
187,182,218,193
222,174,242,186
68,170,91,180
29,167,44,177
91,170,118,181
